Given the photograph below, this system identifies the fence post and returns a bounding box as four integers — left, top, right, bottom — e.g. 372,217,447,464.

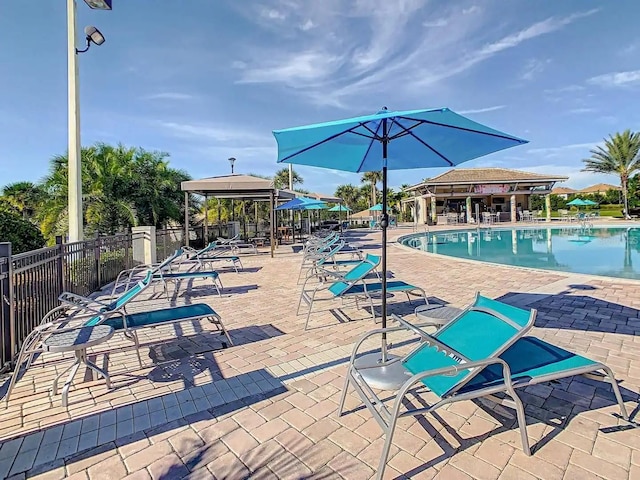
0,243,13,369
55,236,64,293
124,229,131,269
95,237,102,290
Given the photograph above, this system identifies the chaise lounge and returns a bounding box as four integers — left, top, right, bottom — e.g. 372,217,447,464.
339,293,632,479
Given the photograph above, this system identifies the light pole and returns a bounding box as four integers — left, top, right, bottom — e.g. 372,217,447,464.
228,157,236,223
67,0,111,242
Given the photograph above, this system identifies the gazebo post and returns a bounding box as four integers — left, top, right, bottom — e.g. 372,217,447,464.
184,191,189,247
269,191,275,258
204,194,208,244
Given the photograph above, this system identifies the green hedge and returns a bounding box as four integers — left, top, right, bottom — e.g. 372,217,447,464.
0,210,45,254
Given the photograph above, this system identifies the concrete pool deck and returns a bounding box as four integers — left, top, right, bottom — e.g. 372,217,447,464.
0,222,639,479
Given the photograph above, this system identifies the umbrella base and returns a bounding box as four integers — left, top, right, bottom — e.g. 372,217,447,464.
354,352,411,391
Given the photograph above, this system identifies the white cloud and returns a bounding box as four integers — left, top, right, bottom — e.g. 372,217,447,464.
520,58,550,81
619,41,639,56
231,3,597,108
423,18,448,27
567,107,596,114
476,10,597,57
587,70,640,88
158,121,273,148
143,92,194,101
458,105,506,114
462,6,480,15
261,8,286,20
235,50,345,85
543,85,585,95
526,142,600,158
521,164,619,189
299,19,314,31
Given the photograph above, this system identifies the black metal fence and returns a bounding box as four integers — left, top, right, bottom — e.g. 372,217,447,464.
0,233,139,372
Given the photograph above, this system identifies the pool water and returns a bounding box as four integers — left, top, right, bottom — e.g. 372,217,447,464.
400,226,640,280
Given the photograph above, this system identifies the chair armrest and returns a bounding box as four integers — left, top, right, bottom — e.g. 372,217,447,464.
58,292,110,309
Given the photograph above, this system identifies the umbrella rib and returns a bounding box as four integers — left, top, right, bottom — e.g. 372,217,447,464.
355,120,383,173
278,124,377,163
389,118,455,166
393,116,526,143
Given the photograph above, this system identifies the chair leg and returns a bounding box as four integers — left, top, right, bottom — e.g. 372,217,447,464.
125,330,143,368
602,366,630,420
338,369,353,416
509,389,531,455
304,289,318,330
376,414,400,480
212,316,234,346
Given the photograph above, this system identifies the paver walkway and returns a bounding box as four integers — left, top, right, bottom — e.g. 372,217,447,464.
1,224,639,479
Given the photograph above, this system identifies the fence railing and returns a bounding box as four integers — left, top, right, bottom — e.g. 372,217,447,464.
0,232,140,372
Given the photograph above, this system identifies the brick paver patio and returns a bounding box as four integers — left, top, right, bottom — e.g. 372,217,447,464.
1,224,639,479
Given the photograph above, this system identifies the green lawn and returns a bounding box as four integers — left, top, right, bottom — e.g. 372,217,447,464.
548,208,623,218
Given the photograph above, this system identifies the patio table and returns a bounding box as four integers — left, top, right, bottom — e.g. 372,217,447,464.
414,304,463,328
43,324,114,408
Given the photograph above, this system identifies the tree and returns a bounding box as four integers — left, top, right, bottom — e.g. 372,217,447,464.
273,167,303,189
0,210,45,254
582,130,640,219
334,184,360,209
39,142,191,241
1,182,43,220
361,171,382,207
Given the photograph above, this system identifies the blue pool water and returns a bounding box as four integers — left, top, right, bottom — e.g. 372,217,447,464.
400,226,640,280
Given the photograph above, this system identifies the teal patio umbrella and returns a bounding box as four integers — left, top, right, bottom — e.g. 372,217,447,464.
273,107,527,367
328,204,351,212
329,204,352,230
294,199,327,235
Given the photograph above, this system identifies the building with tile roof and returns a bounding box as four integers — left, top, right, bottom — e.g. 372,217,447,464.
578,183,621,195
404,168,568,224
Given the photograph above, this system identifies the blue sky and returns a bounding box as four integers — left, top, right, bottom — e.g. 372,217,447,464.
1,0,639,195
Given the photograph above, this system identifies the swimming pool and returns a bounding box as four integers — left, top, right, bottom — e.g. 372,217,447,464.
400,226,640,280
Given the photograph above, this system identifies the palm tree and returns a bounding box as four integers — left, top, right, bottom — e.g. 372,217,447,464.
39,142,190,241
273,167,303,189
1,181,43,220
334,184,360,209
361,171,382,207
583,130,640,219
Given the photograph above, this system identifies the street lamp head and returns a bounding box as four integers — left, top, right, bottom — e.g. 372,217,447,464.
228,157,236,174
83,0,112,10
85,26,106,46
76,25,106,53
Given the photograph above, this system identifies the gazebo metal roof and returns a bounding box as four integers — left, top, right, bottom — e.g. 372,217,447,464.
181,174,296,200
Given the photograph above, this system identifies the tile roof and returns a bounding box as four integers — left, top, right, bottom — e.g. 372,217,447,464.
420,168,568,185
551,187,577,194
579,183,621,193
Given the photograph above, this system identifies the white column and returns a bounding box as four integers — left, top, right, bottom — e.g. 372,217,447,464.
430,196,437,224
67,0,83,241
466,197,472,224
545,194,552,222
132,226,157,265
510,194,516,222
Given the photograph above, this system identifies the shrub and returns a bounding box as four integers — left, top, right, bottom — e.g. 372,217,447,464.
0,210,45,254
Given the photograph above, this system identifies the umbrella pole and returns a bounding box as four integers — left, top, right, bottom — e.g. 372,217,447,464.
380,122,389,362
380,169,389,361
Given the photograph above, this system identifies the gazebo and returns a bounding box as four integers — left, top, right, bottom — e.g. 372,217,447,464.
180,174,297,257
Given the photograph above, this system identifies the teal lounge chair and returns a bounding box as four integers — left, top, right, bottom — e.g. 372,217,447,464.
339,294,630,480
298,254,427,330
299,239,364,283
184,243,244,273
110,248,185,297
4,271,232,406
